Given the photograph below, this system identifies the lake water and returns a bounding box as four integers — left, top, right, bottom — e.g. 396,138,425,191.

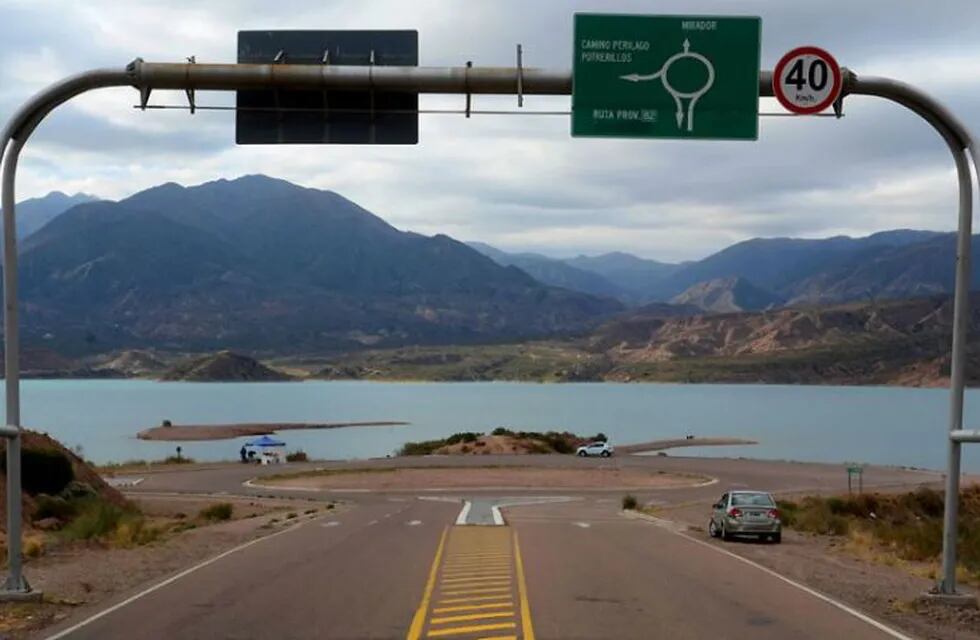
9,380,980,472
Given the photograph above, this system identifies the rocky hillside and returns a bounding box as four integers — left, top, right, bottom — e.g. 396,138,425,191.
670,276,784,313
312,294,980,387
161,351,293,382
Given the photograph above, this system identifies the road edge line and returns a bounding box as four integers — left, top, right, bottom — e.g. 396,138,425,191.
512,530,535,640
625,511,916,640
406,525,449,640
43,516,316,640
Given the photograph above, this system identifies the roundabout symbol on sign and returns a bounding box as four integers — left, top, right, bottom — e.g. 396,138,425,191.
620,38,715,132
773,46,842,115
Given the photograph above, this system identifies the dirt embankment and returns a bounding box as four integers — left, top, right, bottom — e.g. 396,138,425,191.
0,430,127,528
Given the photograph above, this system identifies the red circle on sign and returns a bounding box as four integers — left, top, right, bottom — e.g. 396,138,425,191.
773,46,842,115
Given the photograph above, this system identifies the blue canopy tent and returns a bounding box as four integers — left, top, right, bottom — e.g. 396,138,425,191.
246,435,285,447
243,434,286,465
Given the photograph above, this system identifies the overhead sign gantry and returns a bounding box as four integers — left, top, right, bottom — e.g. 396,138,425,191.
0,13,977,607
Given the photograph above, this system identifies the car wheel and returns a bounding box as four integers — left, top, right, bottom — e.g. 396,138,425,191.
600,451,611,458
772,532,782,544
721,523,733,541
708,519,719,538
578,450,587,457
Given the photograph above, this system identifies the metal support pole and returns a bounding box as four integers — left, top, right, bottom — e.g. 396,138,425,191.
938,146,973,595
0,137,27,595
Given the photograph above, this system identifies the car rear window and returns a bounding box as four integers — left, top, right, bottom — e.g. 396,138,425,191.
731,493,775,507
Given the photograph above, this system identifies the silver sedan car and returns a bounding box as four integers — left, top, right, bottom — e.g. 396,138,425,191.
708,490,782,543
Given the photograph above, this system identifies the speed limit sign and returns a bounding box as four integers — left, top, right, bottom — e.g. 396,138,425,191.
773,47,842,115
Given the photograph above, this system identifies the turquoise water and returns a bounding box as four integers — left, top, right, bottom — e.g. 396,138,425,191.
9,380,980,471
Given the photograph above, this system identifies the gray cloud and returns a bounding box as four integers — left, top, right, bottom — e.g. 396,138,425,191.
2,0,979,261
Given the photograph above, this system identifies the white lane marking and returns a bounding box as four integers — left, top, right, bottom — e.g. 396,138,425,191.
455,501,473,525
491,505,505,526
104,477,144,488
242,478,320,492
417,496,463,503
368,520,378,526
321,521,340,528
573,522,591,528
407,520,422,526
388,497,408,502
384,513,392,518
625,512,915,640
43,516,313,640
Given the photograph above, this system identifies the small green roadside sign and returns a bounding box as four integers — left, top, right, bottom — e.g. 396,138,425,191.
572,14,762,140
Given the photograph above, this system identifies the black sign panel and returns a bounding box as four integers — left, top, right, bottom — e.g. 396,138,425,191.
236,30,418,145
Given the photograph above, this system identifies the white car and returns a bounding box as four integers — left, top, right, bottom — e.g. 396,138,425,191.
576,441,614,457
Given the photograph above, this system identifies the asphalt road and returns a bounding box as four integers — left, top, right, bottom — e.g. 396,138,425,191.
43,455,944,639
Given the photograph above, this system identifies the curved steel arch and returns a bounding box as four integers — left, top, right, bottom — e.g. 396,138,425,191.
0,60,975,599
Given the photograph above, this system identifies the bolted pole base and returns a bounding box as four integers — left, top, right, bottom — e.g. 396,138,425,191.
920,590,978,608
0,574,41,602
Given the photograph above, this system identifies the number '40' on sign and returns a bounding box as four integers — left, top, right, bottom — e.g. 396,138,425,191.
772,46,842,115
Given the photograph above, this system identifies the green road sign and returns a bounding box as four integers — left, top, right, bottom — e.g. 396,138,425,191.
572,14,761,140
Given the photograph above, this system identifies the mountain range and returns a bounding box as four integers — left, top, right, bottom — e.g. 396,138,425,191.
4,191,99,240
471,230,967,312
5,174,976,356
12,176,620,354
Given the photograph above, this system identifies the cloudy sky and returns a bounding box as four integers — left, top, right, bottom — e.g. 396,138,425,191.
2,0,979,261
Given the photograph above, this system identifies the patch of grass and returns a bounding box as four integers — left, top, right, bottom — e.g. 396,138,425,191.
163,455,195,465
397,440,446,456
60,498,127,541
112,519,164,547
285,450,309,463
198,503,233,522
34,494,75,521
23,534,45,558
304,508,317,515
781,487,980,581
622,494,638,510
286,512,298,520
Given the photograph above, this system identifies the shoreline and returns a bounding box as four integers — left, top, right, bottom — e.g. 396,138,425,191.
16,375,965,390
137,421,408,442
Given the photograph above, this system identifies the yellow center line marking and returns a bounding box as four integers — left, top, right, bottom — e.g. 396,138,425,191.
406,526,449,640
441,586,513,596
408,526,534,640
442,569,512,575
436,594,514,605
440,574,512,584
513,531,536,640
426,622,516,638
429,611,515,625
440,581,513,590
441,575,512,583
432,602,514,614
